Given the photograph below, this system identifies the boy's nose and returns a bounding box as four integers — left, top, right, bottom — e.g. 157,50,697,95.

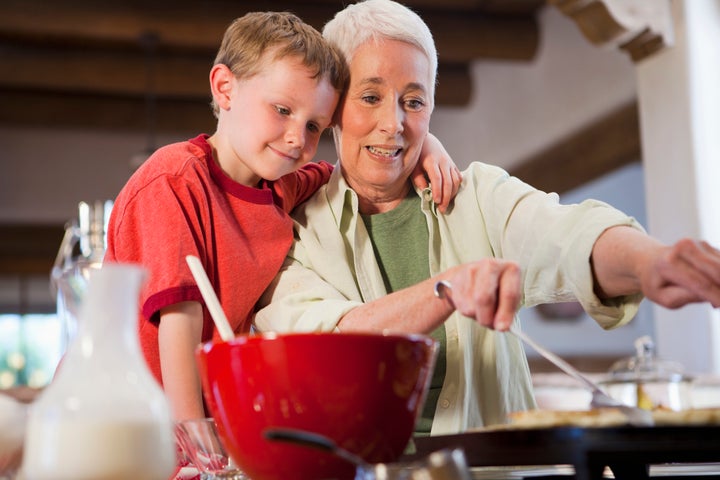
285,125,305,149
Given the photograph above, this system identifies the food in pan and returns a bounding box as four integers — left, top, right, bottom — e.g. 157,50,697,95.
650,406,720,426
481,406,720,430
504,407,629,429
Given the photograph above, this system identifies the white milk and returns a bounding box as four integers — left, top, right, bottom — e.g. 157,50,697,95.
22,417,175,480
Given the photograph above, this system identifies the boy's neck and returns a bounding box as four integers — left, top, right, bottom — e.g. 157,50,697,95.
206,134,262,187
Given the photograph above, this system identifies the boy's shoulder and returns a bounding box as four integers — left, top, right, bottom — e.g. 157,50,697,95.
117,137,210,198
148,136,208,171
269,161,334,212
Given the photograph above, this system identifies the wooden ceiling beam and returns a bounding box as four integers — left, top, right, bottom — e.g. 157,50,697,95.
0,0,532,117
0,1,539,63
0,0,538,136
0,45,472,105
550,0,673,62
0,45,210,98
509,101,642,195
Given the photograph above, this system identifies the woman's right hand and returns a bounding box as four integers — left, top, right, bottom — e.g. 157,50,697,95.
436,259,522,331
340,258,522,335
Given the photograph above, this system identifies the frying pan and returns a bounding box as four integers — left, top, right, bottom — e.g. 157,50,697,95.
411,425,720,480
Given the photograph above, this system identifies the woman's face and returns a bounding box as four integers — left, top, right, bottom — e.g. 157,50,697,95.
335,39,433,206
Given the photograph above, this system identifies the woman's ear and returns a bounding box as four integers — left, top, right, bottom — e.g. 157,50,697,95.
209,64,235,112
330,93,347,127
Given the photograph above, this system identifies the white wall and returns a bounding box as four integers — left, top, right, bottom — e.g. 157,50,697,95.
635,0,720,375
430,6,637,172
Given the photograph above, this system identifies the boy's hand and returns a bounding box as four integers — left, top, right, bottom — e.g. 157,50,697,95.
411,133,462,213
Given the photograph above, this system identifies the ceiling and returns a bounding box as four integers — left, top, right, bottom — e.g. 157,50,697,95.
0,0,544,133
0,0,644,277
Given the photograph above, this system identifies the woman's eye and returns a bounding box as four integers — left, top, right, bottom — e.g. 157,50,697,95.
275,105,291,115
361,95,380,105
405,99,425,111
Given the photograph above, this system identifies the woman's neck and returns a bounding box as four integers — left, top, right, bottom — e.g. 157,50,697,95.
356,182,412,215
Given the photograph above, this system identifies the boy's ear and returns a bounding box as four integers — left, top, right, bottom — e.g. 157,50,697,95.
209,64,234,111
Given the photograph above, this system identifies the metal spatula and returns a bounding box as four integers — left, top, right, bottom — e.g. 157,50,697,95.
510,325,654,426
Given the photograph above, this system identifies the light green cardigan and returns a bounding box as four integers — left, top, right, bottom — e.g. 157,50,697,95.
256,160,643,433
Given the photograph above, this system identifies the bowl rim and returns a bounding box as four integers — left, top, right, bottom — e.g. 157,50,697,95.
197,330,438,353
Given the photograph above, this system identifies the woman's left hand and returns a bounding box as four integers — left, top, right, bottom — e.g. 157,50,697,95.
593,227,720,308
412,133,462,213
638,238,720,309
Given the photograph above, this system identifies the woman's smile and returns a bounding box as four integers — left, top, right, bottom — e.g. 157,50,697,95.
366,144,403,159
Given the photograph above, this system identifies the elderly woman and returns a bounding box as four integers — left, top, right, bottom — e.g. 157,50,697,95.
256,0,720,434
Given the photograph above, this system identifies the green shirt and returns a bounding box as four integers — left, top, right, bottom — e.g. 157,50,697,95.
361,193,447,436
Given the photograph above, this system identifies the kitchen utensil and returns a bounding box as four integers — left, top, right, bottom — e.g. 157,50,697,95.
600,336,693,411
22,264,176,480
510,325,654,426
195,332,438,480
264,427,472,480
185,255,234,342
264,427,372,471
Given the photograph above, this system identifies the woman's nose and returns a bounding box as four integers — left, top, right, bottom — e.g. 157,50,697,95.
379,102,404,136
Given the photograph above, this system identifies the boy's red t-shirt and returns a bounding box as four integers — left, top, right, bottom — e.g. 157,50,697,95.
105,134,332,384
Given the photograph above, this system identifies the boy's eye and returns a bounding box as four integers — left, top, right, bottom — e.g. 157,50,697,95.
306,123,320,134
274,105,291,115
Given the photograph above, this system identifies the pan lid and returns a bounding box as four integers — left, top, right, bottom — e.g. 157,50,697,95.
605,336,692,383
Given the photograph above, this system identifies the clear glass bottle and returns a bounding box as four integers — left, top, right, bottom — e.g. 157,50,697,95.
51,200,113,351
22,263,176,480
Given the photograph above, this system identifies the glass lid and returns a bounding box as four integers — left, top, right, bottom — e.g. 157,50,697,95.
606,336,692,383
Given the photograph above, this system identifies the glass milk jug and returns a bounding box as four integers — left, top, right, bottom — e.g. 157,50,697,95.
23,264,176,480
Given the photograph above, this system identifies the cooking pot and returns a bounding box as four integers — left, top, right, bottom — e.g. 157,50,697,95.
600,336,693,411
196,332,438,480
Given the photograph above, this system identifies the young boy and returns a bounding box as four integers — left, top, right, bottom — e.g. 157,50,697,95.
105,11,457,422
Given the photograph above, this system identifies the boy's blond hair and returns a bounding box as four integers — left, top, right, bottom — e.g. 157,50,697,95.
211,11,348,118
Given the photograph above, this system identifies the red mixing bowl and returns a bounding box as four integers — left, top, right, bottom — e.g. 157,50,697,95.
196,332,437,480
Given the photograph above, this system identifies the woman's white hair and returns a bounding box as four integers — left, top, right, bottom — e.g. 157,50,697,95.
322,0,438,102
